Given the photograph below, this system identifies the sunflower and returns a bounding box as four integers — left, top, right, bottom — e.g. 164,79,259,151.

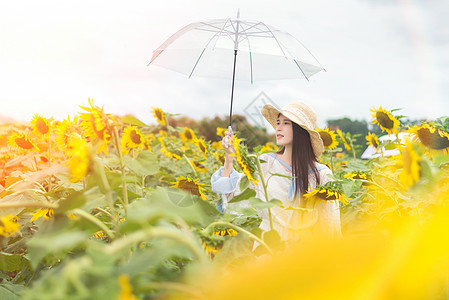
54,116,84,155
79,98,113,154
192,160,209,174
8,132,37,153
30,114,51,137
261,142,279,153
201,228,238,258
370,106,401,135
202,240,222,258
93,230,107,240
398,139,421,188
158,130,168,138
214,228,238,237
211,141,222,150
336,129,351,151
316,127,339,150
30,208,54,222
216,127,227,137
180,127,196,143
303,187,349,205
410,123,449,156
151,107,167,126
344,171,371,186
196,138,208,158
0,215,20,237
344,172,368,181
366,132,380,149
171,175,207,200
121,125,147,155
117,274,137,300
230,135,258,185
213,151,226,164
158,137,182,160
66,134,91,182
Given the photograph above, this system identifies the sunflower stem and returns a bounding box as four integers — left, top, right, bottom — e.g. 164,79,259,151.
349,137,356,159
95,158,120,228
71,208,115,239
105,226,207,262
255,155,274,231
330,152,335,173
0,202,58,209
112,126,129,217
204,221,273,255
183,154,198,177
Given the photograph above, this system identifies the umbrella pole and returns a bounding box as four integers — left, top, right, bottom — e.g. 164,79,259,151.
228,49,238,128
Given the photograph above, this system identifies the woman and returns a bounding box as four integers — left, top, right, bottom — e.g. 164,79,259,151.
211,101,341,242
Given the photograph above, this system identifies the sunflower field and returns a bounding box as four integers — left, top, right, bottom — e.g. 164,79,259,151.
1,100,449,299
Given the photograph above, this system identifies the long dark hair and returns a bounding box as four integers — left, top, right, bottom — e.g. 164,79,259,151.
278,122,320,200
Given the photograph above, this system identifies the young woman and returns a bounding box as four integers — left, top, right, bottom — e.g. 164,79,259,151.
211,101,341,242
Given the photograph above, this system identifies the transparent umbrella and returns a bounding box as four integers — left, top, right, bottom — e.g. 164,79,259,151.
148,11,325,127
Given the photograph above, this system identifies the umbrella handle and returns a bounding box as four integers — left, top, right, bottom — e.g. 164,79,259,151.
224,125,232,148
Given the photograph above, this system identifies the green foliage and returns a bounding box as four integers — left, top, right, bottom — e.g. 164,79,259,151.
1,104,449,299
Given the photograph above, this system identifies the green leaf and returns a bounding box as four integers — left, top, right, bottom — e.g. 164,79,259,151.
27,231,89,269
123,151,160,176
269,172,294,179
342,180,362,198
228,188,256,203
0,253,23,272
213,233,252,266
55,191,86,214
283,206,313,212
0,282,25,300
239,176,249,191
120,115,149,127
263,229,284,250
249,198,282,209
124,187,209,228
383,141,398,151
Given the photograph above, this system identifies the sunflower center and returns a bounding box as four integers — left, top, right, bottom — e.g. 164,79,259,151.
155,110,162,121
370,137,379,148
317,190,336,200
417,127,449,150
178,179,200,197
199,142,206,153
15,137,33,149
90,114,105,139
36,119,49,134
185,130,192,140
376,112,394,129
130,130,142,144
319,132,333,147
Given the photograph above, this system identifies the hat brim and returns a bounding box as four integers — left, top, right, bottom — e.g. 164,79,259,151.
262,104,324,157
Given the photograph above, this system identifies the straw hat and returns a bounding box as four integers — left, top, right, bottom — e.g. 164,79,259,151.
261,101,324,157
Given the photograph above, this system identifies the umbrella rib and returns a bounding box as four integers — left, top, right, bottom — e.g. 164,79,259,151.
187,19,236,77
188,48,206,78
293,59,309,81
234,22,254,84
196,24,235,36
260,23,288,58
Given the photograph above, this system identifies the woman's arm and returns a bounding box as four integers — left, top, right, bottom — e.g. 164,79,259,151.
221,128,235,177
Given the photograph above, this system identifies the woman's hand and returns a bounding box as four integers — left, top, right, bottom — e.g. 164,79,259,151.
222,128,236,157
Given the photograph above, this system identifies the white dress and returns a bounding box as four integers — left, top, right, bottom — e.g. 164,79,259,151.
211,153,342,242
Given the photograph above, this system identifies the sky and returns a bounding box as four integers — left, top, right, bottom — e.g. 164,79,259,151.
0,0,448,129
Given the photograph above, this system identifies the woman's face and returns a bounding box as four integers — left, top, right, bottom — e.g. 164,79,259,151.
275,114,293,147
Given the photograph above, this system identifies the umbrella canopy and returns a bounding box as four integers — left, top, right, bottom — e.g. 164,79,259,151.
148,12,325,126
